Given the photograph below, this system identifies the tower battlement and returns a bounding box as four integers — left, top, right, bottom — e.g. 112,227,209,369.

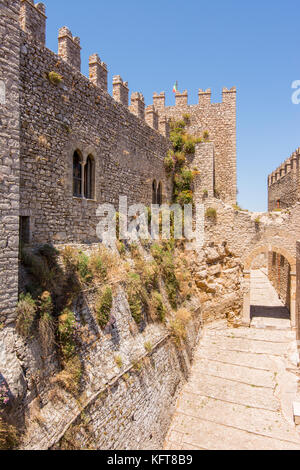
89,54,108,91
268,148,300,210
19,0,46,45
58,27,81,71
113,75,129,106
268,148,300,187
152,86,236,109
130,92,145,120
151,86,237,205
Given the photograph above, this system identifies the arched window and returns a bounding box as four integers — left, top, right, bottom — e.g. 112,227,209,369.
73,151,82,197
157,182,162,205
152,180,157,204
84,155,94,199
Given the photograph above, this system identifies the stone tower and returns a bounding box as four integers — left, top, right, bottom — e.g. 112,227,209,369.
0,0,21,325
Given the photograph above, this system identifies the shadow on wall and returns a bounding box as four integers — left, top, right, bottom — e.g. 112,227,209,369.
250,305,290,320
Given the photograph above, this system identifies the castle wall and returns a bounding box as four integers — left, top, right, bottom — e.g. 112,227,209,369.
268,252,291,310
16,243,242,450
296,241,300,342
153,89,237,205
268,150,300,211
19,31,171,245
0,0,21,325
192,142,215,201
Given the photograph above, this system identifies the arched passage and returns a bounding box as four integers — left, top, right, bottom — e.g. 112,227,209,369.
242,245,296,328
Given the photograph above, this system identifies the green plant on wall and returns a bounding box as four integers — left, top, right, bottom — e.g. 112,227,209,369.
150,291,166,322
126,273,146,324
165,117,210,207
48,71,63,85
95,287,113,328
205,207,217,221
16,293,37,338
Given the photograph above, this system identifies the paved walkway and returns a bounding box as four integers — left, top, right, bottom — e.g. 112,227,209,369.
164,270,300,450
250,269,291,330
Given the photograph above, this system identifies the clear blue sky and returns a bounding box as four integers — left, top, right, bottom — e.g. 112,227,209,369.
45,0,300,212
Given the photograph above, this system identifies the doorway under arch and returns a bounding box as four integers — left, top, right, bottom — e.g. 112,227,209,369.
242,245,296,328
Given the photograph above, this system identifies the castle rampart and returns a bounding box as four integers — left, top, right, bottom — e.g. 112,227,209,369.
129,92,145,120
89,54,108,91
58,26,81,71
21,28,171,243
19,0,46,45
0,1,237,325
145,105,159,131
268,148,300,211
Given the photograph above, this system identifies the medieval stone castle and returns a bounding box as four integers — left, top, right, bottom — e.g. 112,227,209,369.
0,0,237,326
1,0,300,451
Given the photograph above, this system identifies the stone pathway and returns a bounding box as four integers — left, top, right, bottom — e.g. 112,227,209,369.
164,270,300,450
250,269,291,330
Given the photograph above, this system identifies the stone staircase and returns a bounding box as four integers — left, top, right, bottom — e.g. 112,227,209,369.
164,270,300,450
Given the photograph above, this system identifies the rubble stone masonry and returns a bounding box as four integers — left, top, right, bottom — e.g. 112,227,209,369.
0,0,21,325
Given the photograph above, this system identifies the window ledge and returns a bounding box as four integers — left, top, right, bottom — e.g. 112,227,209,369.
72,196,97,202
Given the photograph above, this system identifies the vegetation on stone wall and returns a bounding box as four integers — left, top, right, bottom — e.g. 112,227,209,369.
95,287,113,328
169,308,192,346
150,291,166,322
53,309,82,395
15,235,243,448
16,293,37,338
205,207,217,221
48,71,63,86
38,291,55,355
164,117,210,206
151,242,179,309
126,272,146,325
0,417,19,450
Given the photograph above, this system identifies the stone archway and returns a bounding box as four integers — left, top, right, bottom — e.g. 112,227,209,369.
242,244,296,328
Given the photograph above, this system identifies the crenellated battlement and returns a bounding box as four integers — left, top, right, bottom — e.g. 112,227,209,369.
150,85,237,204
0,0,238,327
15,0,236,208
58,26,81,71
268,147,300,211
145,105,159,131
113,75,129,106
19,0,47,45
198,88,212,106
153,92,165,111
89,54,108,91
152,86,236,110
129,92,145,120
175,90,188,107
268,148,300,187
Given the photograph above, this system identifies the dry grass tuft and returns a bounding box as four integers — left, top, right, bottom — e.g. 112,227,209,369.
0,417,19,450
169,308,192,345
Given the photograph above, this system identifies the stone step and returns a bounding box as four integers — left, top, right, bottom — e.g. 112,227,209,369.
194,346,275,371
166,414,300,450
205,327,293,343
251,317,291,331
200,335,288,356
185,373,279,411
191,358,275,387
176,392,300,444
